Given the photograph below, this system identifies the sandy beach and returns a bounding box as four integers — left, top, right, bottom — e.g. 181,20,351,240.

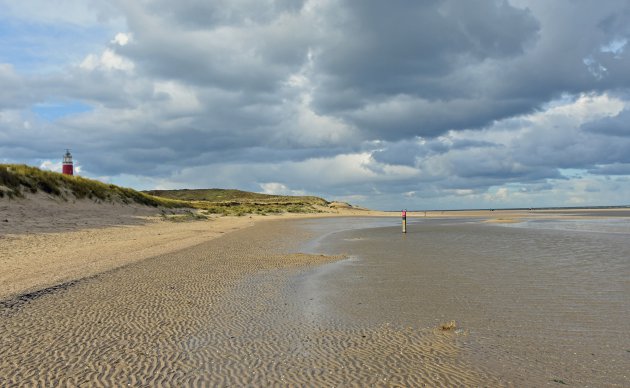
2,196,629,385
1,197,503,386
5,196,625,302
1,197,582,301
0,195,385,300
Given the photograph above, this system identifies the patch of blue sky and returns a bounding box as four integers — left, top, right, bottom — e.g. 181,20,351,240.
559,168,587,178
32,101,93,121
600,38,627,56
0,14,113,74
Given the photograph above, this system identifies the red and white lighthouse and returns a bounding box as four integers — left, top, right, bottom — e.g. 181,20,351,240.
62,149,74,175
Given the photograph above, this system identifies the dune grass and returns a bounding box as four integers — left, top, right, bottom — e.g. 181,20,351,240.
0,164,184,208
145,188,328,205
146,188,329,215
1,164,329,216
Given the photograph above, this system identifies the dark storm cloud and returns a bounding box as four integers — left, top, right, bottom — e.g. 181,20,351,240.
371,141,425,167
310,0,540,137
115,0,312,94
498,1,630,99
104,0,630,149
446,147,561,182
582,109,630,137
588,163,630,176
102,0,552,144
348,97,536,140
144,0,307,28
514,124,630,169
315,0,539,94
307,0,630,142
371,137,499,167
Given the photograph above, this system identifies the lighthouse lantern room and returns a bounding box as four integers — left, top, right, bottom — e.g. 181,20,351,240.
62,149,74,175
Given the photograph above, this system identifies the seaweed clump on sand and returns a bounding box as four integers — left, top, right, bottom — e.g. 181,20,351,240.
437,320,467,336
439,320,458,331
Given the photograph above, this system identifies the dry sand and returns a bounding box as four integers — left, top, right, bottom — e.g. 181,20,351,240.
1,194,250,299
0,194,389,300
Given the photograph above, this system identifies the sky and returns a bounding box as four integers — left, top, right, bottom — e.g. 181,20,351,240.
1,0,630,210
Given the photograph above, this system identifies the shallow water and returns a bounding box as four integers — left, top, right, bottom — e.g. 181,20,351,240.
505,217,630,234
292,217,630,386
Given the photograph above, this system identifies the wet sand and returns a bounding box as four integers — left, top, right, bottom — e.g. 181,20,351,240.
300,217,630,386
0,219,503,386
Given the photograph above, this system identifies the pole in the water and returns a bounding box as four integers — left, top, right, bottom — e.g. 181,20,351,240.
402,209,407,233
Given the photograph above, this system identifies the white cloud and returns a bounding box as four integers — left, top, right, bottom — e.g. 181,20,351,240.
39,159,81,174
39,160,62,173
495,187,509,201
531,93,624,126
259,182,305,196
80,48,134,72
112,32,131,46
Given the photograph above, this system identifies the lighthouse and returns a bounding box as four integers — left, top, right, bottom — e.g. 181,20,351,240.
62,149,74,175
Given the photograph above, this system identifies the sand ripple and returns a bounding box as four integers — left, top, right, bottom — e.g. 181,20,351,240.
0,221,504,386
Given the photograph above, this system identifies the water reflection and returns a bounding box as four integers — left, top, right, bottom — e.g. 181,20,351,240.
290,217,630,386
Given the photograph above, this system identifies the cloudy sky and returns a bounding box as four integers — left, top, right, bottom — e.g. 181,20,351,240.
1,0,630,210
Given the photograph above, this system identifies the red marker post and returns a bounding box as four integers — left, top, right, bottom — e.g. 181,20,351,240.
402,209,407,233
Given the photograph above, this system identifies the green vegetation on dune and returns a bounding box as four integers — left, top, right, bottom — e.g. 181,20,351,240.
199,202,322,216
145,189,330,216
144,188,328,205
0,165,331,216
0,164,184,208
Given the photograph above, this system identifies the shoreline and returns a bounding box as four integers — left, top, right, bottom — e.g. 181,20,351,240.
0,195,389,300
2,200,629,385
291,216,630,386
3,198,629,301
0,214,504,386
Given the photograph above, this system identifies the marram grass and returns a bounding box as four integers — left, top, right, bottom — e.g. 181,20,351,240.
0,164,185,208
1,164,328,216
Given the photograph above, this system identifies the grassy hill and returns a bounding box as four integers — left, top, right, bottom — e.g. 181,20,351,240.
145,188,329,216
0,164,185,208
144,188,327,205
0,164,330,216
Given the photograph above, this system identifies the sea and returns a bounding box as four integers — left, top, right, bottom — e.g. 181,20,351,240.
290,216,630,386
